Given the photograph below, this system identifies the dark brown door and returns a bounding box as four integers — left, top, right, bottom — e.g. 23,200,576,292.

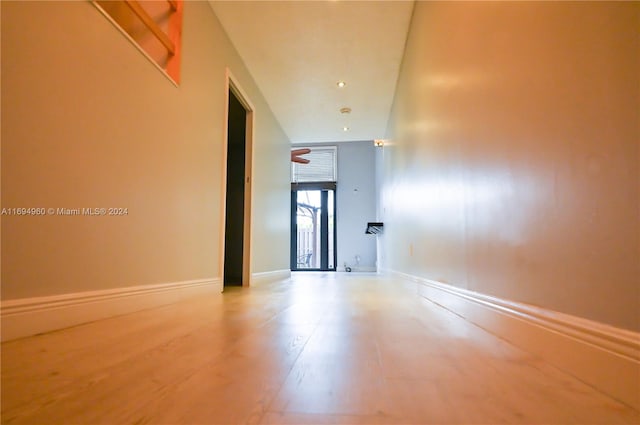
224,90,247,286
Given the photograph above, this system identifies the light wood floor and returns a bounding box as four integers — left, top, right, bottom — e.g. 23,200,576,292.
1,273,638,425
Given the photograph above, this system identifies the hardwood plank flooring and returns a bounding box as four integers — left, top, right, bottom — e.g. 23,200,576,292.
2,273,638,424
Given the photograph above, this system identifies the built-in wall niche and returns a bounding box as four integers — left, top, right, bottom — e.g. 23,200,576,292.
94,0,183,85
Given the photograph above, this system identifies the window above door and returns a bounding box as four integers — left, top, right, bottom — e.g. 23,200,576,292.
291,146,337,183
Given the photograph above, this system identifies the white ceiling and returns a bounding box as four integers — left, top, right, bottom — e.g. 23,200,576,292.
208,1,414,144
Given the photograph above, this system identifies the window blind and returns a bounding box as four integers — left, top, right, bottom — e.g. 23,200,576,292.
291,146,337,183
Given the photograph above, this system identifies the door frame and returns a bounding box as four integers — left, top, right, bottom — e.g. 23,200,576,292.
220,68,254,288
290,182,337,271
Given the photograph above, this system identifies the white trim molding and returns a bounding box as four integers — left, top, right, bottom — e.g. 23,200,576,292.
344,266,377,273
1,279,221,342
251,269,291,285
388,270,640,411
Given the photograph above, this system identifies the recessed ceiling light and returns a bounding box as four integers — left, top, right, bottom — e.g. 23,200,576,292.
343,126,350,132
340,107,351,114
337,81,346,88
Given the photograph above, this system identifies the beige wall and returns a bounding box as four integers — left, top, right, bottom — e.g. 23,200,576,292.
382,2,639,331
1,1,290,300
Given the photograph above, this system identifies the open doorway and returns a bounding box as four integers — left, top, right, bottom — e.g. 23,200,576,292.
223,73,253,288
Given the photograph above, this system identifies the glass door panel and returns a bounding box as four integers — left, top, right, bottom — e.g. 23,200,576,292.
327,190,334,270
296,190,321,269
291,186,336,271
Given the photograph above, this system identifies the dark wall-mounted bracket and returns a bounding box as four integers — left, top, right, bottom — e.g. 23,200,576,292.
365,222,384,235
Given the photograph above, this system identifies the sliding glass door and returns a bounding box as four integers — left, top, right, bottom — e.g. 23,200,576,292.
291,183,336,271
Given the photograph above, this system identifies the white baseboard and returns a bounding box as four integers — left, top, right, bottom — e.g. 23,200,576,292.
251,269,291,285
1,278,221,342
388,270,640,411
342,266,377,273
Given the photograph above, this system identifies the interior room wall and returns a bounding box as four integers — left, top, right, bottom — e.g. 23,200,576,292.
293,141,377,272
381,1,639,331
1,0,290,300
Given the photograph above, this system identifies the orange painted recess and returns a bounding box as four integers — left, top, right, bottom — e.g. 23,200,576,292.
95,0,183,85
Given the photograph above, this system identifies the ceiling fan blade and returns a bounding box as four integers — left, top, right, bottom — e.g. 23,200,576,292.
291,148,311,156
291,148,311,164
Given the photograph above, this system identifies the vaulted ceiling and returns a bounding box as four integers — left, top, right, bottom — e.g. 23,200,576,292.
209,1,414,144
